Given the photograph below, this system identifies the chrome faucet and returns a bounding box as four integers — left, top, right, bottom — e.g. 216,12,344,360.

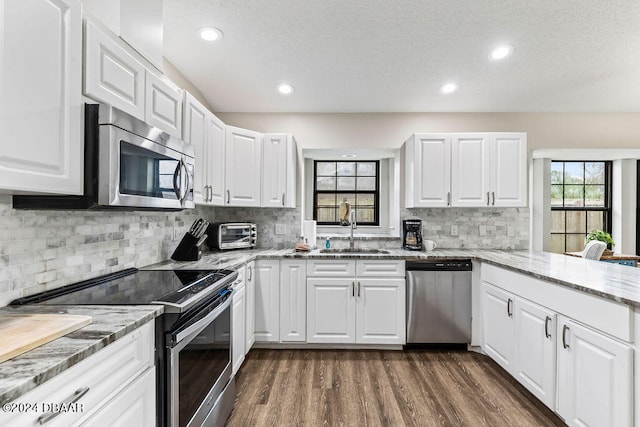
350,210,357,250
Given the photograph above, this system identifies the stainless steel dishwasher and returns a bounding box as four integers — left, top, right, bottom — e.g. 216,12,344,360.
406,260,472,345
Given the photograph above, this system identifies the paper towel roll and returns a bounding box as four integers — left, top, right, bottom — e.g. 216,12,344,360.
303,220,317,249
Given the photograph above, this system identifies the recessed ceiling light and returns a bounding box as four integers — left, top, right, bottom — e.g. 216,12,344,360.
198,27,223,42
489,44,514,60
439,83,458,94
277,83,294,95
341,154,357,159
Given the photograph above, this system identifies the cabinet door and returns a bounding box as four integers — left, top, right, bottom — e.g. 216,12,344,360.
490,133,527,207
280,260,307,342
557,317,633,427
307,278,355,343
254,260,280,342
451,133,491,207
225,126,262,207
513,298,556,409
207,113,226,206
183,92,208,204
245,261,256,352
405,134,451,207
232,285,246,375
262,134,296,207
355,278,405,344
145,71,182,138
0,0,83,195
80,367,155,427
84,19,145,120
481,282,515,372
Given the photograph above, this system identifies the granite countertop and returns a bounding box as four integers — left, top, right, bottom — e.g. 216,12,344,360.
146,248,640,309
0,305,162,406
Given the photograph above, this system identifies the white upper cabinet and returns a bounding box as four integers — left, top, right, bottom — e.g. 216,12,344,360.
403,132,527,208
491,133,527,207
403,134,451,207
84,19,146,119
145,71,182,138
451,133,491,207
262,133,297,208
0,0,83,195
207,113,226,205
183,92,208,204
225,126,262,207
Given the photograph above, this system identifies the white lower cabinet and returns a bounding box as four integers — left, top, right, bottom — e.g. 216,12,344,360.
557,317,633,427
245,261,256,352
231,265,246,375
1,322,154,427
481,282,515,371
280,260,307,342
254,260,280,342
306,260,405,345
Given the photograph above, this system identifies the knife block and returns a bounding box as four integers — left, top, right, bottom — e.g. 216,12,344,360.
171,233,202,261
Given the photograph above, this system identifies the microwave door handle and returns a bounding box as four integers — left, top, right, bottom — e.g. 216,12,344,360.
180,160,190,204
172,160,182,200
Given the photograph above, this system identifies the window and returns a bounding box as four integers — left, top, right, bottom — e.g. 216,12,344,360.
313,160,379,226
550,161,612,253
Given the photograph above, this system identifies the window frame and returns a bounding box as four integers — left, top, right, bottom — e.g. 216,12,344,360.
312,160,380,226
550,160,612,252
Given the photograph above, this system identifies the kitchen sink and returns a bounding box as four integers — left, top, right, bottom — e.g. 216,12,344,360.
319,248,391,254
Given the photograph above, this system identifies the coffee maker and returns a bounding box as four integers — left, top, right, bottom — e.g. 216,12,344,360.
402,219,423,251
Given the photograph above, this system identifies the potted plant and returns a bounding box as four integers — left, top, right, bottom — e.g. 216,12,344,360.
586,230,615,255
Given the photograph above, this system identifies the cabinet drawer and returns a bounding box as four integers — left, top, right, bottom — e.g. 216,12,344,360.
84,20,145,120
307,260,356,277
3,322,154,427
356,260,405,277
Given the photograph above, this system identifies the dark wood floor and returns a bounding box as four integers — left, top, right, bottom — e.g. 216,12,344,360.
226,349,565,427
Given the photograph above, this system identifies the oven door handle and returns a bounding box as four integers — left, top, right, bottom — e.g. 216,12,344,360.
168,294,233,347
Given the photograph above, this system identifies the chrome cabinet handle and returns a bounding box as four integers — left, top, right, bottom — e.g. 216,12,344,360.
507,298,513,317
207,185,212,202
544,316,552,338
37,387,90,425
203,186,208,202
357,281,361,297
248,265,252,281
486,191,490,206
282,193,285,206
491,191,495,206
352,282,355,297
562,325,570,349
447,192,451,206
226,190,230,204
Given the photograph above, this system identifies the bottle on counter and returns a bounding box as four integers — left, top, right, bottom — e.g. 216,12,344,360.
325,237,331,249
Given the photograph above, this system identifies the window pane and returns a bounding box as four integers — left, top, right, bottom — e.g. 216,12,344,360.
356,193,375,206
337,162,356,176
563,185,584,207
566,211,586,233
337,177,355,191
551,211,565,233
316,177,336,191
587,211,604,231
564,162,584,184
317,208,337,223
566,234,585,252
316,162,336,176
357,177,376,191
585,185,604,207
551,185,564,206
357,162,376,176
338,194,356,206
551,162,564,184
585,162,605,184
316,194,335,207
356,208,375,223
550,234,565,254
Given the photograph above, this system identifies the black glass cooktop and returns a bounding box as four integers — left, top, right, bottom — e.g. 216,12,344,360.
10,268,237,311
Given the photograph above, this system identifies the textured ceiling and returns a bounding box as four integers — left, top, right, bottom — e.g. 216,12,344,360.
163,0,640,113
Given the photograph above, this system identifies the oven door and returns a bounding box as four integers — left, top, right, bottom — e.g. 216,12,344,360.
167,296,233,427
99,124,194,209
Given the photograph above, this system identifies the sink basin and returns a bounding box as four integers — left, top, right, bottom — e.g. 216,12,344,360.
319,248,390,254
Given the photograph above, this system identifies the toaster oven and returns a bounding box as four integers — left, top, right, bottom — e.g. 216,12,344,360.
206,223,257,250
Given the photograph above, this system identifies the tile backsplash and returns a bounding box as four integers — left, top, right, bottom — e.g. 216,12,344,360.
401,207,529,249
0,194,206,306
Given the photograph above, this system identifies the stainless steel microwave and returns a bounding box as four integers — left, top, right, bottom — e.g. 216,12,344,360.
14,103,194,210
206,223,257,250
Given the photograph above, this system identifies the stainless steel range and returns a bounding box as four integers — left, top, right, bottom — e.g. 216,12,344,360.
11,268,239,427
